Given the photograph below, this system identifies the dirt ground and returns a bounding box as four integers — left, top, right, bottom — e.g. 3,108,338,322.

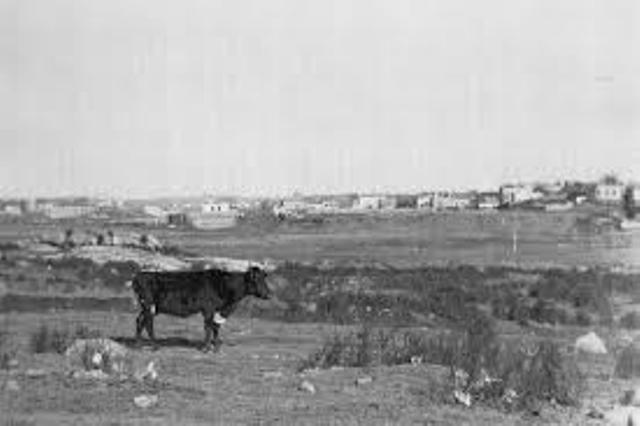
0,311,633,425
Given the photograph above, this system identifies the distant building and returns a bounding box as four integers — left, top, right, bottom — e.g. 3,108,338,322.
477,192,500,210
310,200,340,212
595,182,625,205
354,195,384,210
201,201,233,214
2,205,22,215
499,184,543,206
167,213,189,227
273,200,310,218
40,205,96,219
431,192,475,210
631,185,640,205
417,194,434,209
21,198,37,213
143,205,167,218
380,196,397,210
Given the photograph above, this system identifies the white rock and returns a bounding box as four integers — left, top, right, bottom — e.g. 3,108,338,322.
453,389,472,407
72,369,109,380
575,331,608,354
5,379,20,392
91,352,103,368
263,371,284,379
133,394,159,409
410,355,423,366
24,369,47,378
355,376,373,386
135,361,158,381
622,387,640,407
299,380,316,394
605,405,640,426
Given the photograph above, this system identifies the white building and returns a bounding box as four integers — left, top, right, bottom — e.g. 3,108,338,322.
2,205,22,215
499,184,543,206
201,201,233,214
143,205,167,218
432,192,474,210
354,196,384,210
477,193,500,210
416,194,433,209
595,183,625,204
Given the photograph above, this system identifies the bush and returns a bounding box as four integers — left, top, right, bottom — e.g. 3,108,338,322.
619,312,640,330
508,340,583,408
30,324,71,354
29,324,102,354
0,330,15,369
614,343,640,379
301,319,583,411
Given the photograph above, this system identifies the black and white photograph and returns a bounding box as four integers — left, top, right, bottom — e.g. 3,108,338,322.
1,0,639,424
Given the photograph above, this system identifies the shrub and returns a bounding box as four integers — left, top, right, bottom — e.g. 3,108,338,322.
619,311,640,330
29,324,102,354
0,330,15,369
614,343,640,379
509,340,583,408
301,320,583,411
29,324,71,354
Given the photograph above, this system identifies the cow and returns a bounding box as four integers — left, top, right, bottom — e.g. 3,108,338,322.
131,266,271,352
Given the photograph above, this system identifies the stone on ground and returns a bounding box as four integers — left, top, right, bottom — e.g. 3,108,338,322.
574,331,607,354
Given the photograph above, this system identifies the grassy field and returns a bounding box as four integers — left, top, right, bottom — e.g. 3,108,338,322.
0,312,633,425
2,210,639,270
1,212,640,424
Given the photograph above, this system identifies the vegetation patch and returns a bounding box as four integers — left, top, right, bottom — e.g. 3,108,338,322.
301,314,583,411
29,324,103,354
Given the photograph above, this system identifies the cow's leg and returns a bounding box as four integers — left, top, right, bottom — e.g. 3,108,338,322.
135,311,146,343
145,313,156,343
202,312,221,353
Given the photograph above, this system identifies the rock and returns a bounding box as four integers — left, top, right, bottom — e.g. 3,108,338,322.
91,352,103,368
133,394,158,409
300,367,320,377
263,371,284,379
586,406,605,419
410,355,423,366
605,405,640,426
65,338,128,374
134,361,158,382
502,388,518,406
24,369,47,378
72,369,109,380
355,376,373,386
453,389,472,407
575,331,608,354
621,387,640,407
299,380,316,394
7,358,19,369
4,379,20,392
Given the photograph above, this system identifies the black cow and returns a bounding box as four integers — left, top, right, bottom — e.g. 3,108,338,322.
132,266,271,352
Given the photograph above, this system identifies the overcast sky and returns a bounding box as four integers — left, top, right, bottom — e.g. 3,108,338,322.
0,0,638,198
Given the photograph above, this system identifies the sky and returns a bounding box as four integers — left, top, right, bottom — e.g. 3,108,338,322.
0,0,638,198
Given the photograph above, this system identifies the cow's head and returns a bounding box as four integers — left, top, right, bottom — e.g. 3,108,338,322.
244,266,271,299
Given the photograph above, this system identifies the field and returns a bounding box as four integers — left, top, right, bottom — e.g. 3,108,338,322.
1,211,640,425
